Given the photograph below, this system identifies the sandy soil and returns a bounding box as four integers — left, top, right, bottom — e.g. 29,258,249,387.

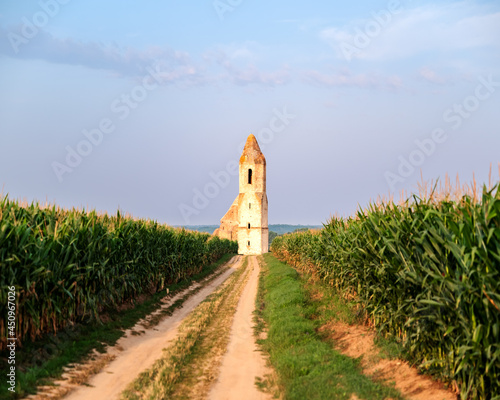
320,320,457,400
56,256,242,400
208,256,272,400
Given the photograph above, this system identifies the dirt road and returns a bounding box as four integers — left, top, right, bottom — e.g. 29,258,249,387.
35,253,457,400
63,256,243,400
209,256,272,400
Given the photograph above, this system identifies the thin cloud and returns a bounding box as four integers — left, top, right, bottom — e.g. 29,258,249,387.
0,26,418,91
320,3,500,61
0,25,201,83
303,68,402,90
0,28,292,88
225,64,291,87
418,67,446,85
205,46,291,87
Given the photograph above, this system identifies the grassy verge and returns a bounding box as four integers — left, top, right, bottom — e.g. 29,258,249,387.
259,253,404,400
299,268,406,363
0,254,235,400
121,256,250,399
253,257,282,399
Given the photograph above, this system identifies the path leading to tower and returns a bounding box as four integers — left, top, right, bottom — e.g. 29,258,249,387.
116,254,273,400
43,255,273,400
37,252,458,400
54,256,243,400
208,256,272,400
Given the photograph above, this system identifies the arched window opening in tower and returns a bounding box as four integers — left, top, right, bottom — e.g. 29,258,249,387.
248,169,252,184
247,241,251,246
248,223,250,229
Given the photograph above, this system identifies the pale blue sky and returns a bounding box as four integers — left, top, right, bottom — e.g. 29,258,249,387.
1,0,499,225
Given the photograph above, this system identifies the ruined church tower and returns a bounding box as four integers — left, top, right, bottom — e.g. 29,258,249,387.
213,134,269,255
238,134,269,255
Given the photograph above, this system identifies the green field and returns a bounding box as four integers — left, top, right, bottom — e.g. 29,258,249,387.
271,183,500,400
0,197,237,349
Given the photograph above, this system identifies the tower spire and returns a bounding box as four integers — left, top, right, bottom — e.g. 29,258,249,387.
240,134,265,165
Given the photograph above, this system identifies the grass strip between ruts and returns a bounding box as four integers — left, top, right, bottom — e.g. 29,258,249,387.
120,256,250,399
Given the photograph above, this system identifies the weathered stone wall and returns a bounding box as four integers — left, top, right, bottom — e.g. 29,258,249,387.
213,196,239,241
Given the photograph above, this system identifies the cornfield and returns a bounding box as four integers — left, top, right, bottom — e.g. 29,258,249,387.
0,197,237,349
271,182,500,400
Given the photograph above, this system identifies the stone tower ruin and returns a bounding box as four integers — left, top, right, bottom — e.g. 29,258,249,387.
213,134,269,255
